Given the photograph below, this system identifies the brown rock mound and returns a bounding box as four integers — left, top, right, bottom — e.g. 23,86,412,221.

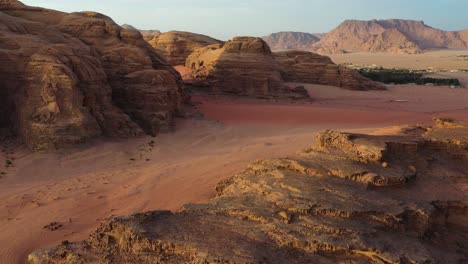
29,120,468,263
274,51,386,90
0,1,185,150
186,37,310,99
145,31,223,66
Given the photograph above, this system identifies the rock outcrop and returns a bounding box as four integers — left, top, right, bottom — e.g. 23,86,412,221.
145,31,223,66
262,32,320,51
186,37,310,99
313,19,468,54
274,51,386,90
186,37,384,94
29,119,468,263
0,0,185,150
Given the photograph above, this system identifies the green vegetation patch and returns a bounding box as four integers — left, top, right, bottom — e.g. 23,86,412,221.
358,68,460,86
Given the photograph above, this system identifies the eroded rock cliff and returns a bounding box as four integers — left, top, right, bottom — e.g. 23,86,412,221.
29,119,468,263
0,0,185,150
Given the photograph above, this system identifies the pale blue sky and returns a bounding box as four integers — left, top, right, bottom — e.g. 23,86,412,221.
21,0,468,40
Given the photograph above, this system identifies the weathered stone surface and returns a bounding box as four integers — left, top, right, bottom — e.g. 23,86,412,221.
274,51,386,90
29,120,468,263
186,37,311,99
0,1,185,150
145,31,223,66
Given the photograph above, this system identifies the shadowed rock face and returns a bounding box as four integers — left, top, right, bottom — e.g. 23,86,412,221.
145,31,223,66
274,51,386,90
29,119,468,263
0,0,185,150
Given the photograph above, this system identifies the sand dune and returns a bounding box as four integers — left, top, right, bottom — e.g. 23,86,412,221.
1,84,468,263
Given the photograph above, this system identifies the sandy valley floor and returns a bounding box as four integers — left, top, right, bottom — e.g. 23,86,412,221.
1,84,468,263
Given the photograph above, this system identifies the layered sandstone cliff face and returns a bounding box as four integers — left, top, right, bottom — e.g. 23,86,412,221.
274,51,386,90
313,19,468,54
0,0,185,150
29,119,468,263
186,37,310,99
186,37,384,94
145,31,223,66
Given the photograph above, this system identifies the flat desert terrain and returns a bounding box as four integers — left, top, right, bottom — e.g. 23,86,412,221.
330,49,468,71
2,83,468,263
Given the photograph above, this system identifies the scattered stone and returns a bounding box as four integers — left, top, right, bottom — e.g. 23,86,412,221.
43,222,63,231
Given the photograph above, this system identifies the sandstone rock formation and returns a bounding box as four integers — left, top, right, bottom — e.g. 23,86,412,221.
262,31,320,51
121,24,162,38
0,0,185,150
145,31,223,66
29,120,468,263
274,51,386,90
186,37,310,99
186,37,384,94
313,19,468,54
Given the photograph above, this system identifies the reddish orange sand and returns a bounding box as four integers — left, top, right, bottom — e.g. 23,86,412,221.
1,84,468,263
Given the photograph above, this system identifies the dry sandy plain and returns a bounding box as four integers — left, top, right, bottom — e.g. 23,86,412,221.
2,57,468,263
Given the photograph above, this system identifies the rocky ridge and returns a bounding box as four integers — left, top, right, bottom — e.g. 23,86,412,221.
29,119,468,263
0,0,185,150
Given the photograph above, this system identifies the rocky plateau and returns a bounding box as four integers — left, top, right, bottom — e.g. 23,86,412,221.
29,118,468,263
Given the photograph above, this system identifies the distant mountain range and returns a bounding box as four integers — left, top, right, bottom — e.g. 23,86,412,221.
263,19,468,54
262,32,324,51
